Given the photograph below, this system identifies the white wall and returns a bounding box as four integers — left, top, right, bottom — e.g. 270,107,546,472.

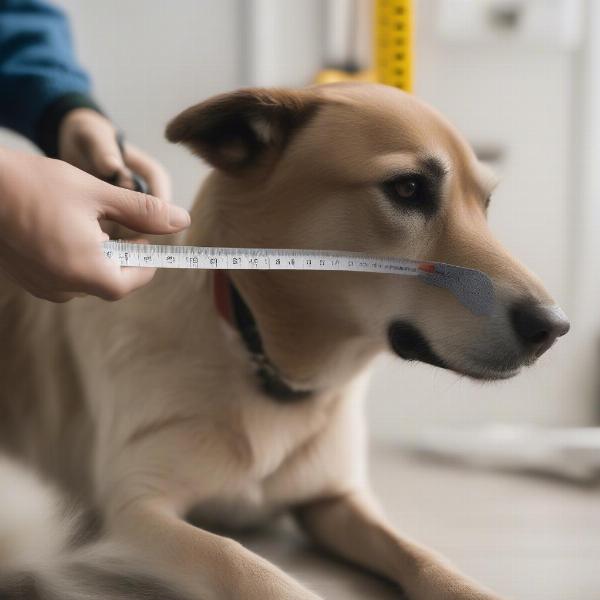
368,0,595,439
244,0,324,86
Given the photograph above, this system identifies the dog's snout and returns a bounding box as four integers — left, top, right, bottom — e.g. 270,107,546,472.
510,303,570,357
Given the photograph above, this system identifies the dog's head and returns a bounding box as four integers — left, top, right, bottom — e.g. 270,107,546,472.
167,84,569,386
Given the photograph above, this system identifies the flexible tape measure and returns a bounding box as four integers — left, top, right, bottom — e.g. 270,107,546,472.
103,240,494,316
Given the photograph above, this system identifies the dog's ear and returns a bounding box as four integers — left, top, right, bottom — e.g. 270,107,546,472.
165,88,322,174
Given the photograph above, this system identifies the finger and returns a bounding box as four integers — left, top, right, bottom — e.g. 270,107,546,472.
29,238,154,301
83,259,157,301
123,236,150,245
108,265,157,298
76,238,157,300
18,270,80,302
99,185,190,234
19,272,79,302
124,144,172,202
32,290,79,303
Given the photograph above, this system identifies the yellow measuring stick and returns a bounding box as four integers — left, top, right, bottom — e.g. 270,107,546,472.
374,0,413,92
314,0,413,92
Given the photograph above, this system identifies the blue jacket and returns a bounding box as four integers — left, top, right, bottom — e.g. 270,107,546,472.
0,0,100,154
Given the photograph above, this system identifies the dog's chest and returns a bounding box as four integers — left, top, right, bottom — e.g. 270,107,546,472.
189,396,340,529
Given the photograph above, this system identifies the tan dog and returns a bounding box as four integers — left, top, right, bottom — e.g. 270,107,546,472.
0,84,569,600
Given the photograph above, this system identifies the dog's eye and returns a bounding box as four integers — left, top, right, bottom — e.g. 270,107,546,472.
381,173,439,217
382,175,428,207
394,179,419,199
384,176,422,201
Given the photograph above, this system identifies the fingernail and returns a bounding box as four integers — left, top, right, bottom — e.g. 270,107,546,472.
168,205,191,229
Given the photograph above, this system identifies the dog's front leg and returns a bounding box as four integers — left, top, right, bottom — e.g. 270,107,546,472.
108,499,323,600
295,490,505,600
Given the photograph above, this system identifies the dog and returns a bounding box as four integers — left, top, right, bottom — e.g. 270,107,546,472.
0,83,570,600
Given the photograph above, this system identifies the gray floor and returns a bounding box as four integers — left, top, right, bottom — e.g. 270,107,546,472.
238,443,600,600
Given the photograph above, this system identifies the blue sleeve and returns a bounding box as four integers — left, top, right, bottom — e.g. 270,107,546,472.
0,0,101,153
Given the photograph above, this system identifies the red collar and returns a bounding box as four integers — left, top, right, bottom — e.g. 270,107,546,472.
213,269,235,327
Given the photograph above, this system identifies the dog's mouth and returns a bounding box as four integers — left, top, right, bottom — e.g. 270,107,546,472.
387,321,448,370
387,321,521,381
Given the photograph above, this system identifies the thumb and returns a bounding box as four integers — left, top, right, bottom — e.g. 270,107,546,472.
99,185,190,234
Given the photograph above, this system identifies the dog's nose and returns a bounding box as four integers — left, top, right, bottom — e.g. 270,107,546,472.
510,303,570,357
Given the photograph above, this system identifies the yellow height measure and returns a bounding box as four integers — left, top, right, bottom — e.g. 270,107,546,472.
374,0,413,92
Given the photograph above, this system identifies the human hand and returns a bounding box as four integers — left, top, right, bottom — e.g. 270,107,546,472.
58,108,171,200
0,147,189,302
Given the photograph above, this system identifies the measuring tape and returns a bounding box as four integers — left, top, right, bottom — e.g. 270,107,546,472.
102,6,490,316
375,0,413,92
103,240,494,316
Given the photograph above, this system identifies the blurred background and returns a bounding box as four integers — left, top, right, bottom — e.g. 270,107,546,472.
2,2,600,597
2,0,596,441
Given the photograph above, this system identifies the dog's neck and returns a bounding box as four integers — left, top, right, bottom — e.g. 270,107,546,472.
185,174,382,397
212,270,312,402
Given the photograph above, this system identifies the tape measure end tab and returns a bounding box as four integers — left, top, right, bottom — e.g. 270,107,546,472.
417,263,436,274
